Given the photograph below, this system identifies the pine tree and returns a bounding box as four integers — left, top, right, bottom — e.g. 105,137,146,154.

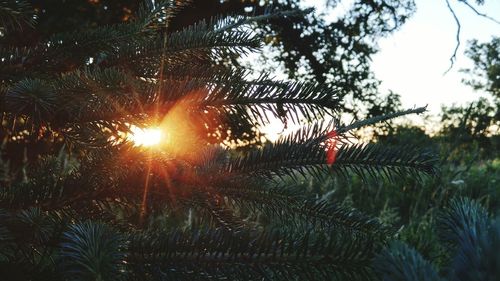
375,197,500,281
0,1,437,280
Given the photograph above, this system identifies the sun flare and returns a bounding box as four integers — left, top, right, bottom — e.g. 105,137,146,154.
128,126,163,147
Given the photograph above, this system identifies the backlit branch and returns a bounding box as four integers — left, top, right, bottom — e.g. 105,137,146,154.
445,0,500,73
458,0,500,24
445,0,461,74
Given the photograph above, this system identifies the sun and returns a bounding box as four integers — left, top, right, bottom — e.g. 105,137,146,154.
128,126,163,147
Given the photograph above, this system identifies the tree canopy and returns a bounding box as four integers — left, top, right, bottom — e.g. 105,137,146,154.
462,37,500,99
3,0,416,116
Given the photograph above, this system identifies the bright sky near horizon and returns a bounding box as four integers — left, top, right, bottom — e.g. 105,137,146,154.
370,0,500,114
302,0,500,114
261,0,500,139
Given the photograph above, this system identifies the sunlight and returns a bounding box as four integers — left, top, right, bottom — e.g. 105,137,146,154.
128,126,163,147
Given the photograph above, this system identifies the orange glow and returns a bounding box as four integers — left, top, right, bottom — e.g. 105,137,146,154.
325,130,339,165
156,91,210,158
128,126,163,147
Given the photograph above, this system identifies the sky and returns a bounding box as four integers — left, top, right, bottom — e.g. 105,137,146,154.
300,0,500,114
369,0,500,114
260,0,499,139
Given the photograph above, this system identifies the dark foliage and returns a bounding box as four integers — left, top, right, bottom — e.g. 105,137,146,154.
0,1,443,280
375,198,500,281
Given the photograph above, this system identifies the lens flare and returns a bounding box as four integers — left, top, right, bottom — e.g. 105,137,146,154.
326,130,338,165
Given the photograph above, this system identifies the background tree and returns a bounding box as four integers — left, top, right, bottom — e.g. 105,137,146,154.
462,37,500,99
8,0,415,115
440,98,498,151
438,37,500,157
0,0,422,157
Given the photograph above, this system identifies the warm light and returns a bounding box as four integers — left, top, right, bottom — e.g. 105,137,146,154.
128,126,163,147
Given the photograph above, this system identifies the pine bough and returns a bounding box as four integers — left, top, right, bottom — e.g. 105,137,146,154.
0,1,437,280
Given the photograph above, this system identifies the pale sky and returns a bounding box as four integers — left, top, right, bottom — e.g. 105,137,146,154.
259,0,500,139
370,0,500,114
300,0,500,113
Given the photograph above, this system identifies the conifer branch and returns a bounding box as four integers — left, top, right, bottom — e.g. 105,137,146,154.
128,227,376,280
0,0,35,31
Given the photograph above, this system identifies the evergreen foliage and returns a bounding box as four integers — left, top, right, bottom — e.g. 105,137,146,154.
375,198,500,281
5,0,418,128
0,1,441,280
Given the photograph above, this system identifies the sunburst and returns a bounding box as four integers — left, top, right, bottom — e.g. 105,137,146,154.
128,126,163,147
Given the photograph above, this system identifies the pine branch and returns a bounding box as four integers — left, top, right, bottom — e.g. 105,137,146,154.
165,23,261,58
128,227,376,280
216,182,389,237
1,67,343,144
214,8,314,33
108,9,313,73
374,241,442,281
107,22,261,69
0,145,389,242
0,0,35,31
332,143,438,181
53,67,148,123
337,106,427,134
181,194,250,232
5,78,57,124
437,197,488,251
436,197,495,280
375,198,500,281
0,46,35,82
226,135,437,182
8,1,167,74
0,207,68,274
0,146,144,210
59,221,126,281
41,24,148,70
